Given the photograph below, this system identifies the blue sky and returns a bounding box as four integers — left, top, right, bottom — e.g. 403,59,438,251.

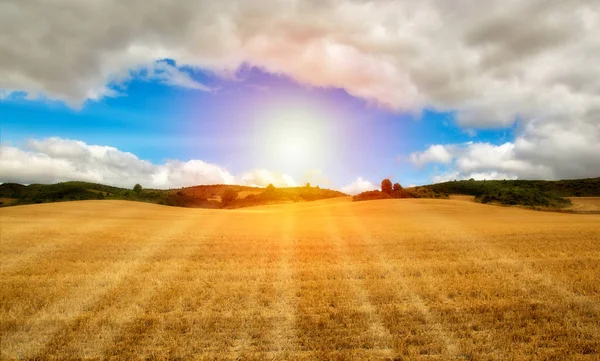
1,1,598,192
1,65,513,190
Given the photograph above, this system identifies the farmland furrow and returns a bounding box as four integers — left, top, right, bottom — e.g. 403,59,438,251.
61,211,230,359
348,201,599,358
267,207,300,356
0,203,149,275
1,212,206,359
323,208,395,357
343,204,464,358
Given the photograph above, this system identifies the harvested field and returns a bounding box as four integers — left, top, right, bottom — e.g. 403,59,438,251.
448,195,475,202
1,198,599,360
567,197,600,213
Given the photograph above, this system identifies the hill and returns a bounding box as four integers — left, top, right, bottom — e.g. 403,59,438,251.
351,177,600,209
407,177,600,208
0,181,347,209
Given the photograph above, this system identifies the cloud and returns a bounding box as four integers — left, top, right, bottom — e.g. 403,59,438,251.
152,160,236,188
238,169,296,187
142,61,213,91
341,177,377,195
408,144,453,167
413,141,551,182
303,169,330,187
1,1,598,117
410,128,600,182
0,137,296,189
431,171,516,184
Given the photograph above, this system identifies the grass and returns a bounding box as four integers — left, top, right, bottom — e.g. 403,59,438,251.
1,198,599,360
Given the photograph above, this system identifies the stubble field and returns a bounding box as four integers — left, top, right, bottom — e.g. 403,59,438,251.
1,198,599,360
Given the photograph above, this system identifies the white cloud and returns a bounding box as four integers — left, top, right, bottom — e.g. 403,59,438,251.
424,140,550,182
431,172,461,184
0,137,296,189
302,169,330,188
409,144,453,167
144,61,212,91
412,130,600,183
152,160,236,188
341,177,377,195
432,171,516,184
238,169,296,188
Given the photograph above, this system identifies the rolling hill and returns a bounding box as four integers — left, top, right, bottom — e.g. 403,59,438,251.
0,181,347,209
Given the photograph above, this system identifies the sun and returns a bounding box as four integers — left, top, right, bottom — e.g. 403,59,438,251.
281,135,309,162
270,123,315,166
257,107,331,175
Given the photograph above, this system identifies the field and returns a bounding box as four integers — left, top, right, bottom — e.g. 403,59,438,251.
1,198,599,360
566,197,600,213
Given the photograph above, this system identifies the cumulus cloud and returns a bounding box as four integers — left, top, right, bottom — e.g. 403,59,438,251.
0,138,295,189
302,169,330,188
341,177,377,195
1,1,597,116
238,169,296,188
409,144,453,167
1,1,599,180
410,132,600,182
144,61,212,91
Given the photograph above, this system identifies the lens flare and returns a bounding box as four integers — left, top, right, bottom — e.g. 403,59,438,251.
256,105,332,176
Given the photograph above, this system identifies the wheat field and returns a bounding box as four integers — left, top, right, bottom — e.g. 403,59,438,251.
1,198,599,360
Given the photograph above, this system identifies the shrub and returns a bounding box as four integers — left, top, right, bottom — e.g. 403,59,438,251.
352,190,391,202
133,184,143,193
393,182,403,191
221,188,238,205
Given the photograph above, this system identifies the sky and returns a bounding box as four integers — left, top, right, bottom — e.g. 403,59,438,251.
1,0,599,194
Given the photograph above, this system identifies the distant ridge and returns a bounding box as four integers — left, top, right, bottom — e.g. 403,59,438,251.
349,177,600,210
0,181,347,209
406,177,600,208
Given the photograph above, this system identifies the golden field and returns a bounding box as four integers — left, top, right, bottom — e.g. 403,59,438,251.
1,198,599,360
566,197,600,213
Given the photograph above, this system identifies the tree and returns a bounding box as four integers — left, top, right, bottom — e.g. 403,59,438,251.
221,188,238,205
393,182,403,191
133,184,143,193
381,179,393,194
96,192,105,200
266,184,276,192
306,182,311,188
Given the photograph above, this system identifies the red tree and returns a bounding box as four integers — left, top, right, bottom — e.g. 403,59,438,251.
381,179,393,194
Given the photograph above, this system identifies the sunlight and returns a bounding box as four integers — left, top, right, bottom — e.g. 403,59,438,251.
281,134,308,163
259,107,330,174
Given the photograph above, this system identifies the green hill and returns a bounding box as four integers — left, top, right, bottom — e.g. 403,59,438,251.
407,177,600,208
0,181,347,209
